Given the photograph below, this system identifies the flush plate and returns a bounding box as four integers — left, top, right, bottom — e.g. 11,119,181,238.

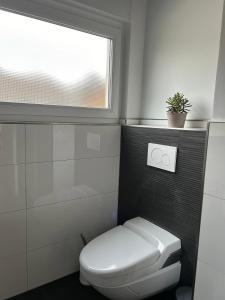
147,143,177,172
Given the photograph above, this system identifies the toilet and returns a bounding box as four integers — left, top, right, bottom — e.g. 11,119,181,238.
79,217,181,300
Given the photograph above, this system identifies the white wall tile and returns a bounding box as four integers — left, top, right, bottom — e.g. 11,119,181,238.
0,210,26,259
26,160,83,207
27,157,119,207
75,157,120,198
74,125,120,159
198,194,225,274
0,254,27,299
80,192,118,242
26,124,121,163
0,123,120,298
194,123,225,299
194,260,225,300
26,124,75,163
27,200,82,250
0,164,25,213
0,124,25,165
28,240,82,290
204,123,225,199
28,192,118,250
27,191,118,290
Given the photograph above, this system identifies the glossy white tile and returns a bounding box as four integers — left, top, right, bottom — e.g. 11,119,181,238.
26,160,83,207
80,192,118,242
194,260,225,300
26,124,120,163
26,124,75,163
0,124,25,165
28,239,82,290
204,123,225,199
0,164,26,213
28,192,117,250
0,123,121,299
74,125,120,159
27,157,119,207
0,210,26,259
27,200,82,250
0,254,27,299
75,157,120,198
198,194,225,274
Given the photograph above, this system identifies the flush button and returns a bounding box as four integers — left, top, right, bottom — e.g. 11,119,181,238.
147,143,177,172
151,148,162,164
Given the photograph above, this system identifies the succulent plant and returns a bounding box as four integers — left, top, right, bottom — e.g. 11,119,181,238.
166,92,192,113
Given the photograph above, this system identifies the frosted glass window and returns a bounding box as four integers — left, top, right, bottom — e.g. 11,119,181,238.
0,10,111,108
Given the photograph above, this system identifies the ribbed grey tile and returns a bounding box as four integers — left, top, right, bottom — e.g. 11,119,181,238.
118,126,207,286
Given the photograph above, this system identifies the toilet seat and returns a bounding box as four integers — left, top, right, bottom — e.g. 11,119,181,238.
79,217,181,299
80,225,160,287
80,225,160,274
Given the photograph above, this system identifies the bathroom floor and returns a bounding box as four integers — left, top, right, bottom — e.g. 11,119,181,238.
10,273,175,300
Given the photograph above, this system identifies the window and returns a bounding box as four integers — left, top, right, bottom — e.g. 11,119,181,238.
0,9,112,109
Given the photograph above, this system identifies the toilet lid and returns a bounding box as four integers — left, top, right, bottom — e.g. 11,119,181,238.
80,225,160,276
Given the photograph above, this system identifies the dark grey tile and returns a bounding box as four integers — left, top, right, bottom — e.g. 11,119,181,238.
118,126,207,286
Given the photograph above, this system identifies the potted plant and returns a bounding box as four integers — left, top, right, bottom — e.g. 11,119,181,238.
166,92,192,128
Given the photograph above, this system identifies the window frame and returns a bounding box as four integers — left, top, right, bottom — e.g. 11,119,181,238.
0,0,122,122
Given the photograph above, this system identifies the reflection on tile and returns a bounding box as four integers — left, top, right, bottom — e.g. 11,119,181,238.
0,210,26,259
0,123,120,299
27,200,83,250
28,192,118,250
198,194,225,274
87,132,100,151
0,164,25,213
26,157,119,207
0,254,27,299
75,125,120,159
28,240,82,290
75,157,120,197
0,124,25,165
26,125,75,163
26,125,121,163
26,160,83,208
194,260,225,300
204,123,225,199
80,192,118,242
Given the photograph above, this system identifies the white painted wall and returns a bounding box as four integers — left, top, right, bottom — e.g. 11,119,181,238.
0,123,120,299
141,0,224,121
122,0,147,120
213,3,225,119
194,122,225,300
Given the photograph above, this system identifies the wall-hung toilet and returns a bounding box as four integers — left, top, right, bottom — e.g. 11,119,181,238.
79,217,181,300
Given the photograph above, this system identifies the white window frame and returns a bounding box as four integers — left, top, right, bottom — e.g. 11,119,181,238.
0,0,122,123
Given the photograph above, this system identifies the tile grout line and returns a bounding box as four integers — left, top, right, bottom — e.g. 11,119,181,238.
0,162,26,167
26,190,119,211
0,208,27,216
0,190,119,216
0,155,120,168
204,192,225,202
25,155,120,165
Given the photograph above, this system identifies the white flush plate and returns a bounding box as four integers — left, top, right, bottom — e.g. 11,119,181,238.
147,143,177,172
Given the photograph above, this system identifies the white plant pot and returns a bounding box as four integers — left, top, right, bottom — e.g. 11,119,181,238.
167,112,187,128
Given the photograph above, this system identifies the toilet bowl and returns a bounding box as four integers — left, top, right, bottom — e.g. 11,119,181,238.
79,217,181,300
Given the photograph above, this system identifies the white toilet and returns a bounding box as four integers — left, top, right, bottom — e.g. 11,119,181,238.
79,217,181,300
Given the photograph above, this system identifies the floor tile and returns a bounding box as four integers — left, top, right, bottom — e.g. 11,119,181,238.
10,273,175,300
